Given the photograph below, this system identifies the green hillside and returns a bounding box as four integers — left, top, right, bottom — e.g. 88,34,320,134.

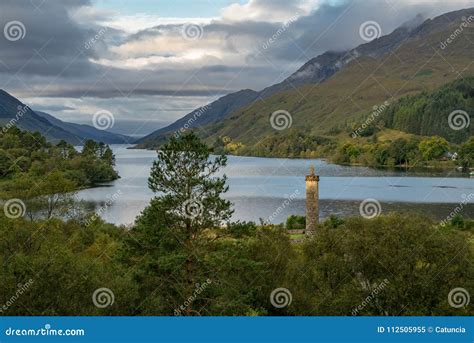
383,77,473,143
198,12,473,151
210,80,473,170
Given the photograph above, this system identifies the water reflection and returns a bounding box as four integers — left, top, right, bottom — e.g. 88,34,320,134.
76,145,473,226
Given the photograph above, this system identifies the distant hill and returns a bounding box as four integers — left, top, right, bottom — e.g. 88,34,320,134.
35,111,130,145
135,89,259,146
0,90,130,145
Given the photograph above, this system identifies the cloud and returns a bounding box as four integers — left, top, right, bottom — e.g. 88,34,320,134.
0,0,98,77
220,0,323,22
1,0,474,136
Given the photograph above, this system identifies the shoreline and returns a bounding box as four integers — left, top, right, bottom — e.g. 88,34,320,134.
128,144,471,175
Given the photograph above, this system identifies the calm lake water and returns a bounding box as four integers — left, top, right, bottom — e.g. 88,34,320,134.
76,145,474,226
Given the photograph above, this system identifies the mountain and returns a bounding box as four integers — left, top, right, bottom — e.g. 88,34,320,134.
190,8,474,150
138,8,474,150
136,89,259,145
35,111,130,144
258,15,427,99
0,90,130,145
135,11,434,148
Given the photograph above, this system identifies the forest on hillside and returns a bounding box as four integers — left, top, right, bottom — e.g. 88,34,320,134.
0,127,118,220
383,77,473,143
211,78,473,170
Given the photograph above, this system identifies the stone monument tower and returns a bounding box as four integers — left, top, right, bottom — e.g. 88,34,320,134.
305,164,319,234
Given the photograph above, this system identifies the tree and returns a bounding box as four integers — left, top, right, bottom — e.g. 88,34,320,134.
123,132,233,315
56,140,77,159
78,140,118,184
418,136,449,161
0,149,13,177
286,215,305,230
0,171,77,220
458,136,474,170
290,213,473,315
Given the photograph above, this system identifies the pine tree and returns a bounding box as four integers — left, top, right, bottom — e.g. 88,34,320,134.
123,132,233,315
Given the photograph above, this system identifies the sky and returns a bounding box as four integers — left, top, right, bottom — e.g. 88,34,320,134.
1,0,474,137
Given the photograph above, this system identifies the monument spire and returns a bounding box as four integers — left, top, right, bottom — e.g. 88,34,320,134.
305,164,319,234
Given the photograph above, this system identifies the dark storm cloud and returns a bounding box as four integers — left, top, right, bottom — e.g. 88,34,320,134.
250,0,474,63
0,0,98,77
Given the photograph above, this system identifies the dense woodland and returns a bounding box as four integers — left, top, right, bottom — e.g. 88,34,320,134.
0,131,472,316
212,78,473,170
383,77,473,144
216,131,473,170
0,127,118,220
